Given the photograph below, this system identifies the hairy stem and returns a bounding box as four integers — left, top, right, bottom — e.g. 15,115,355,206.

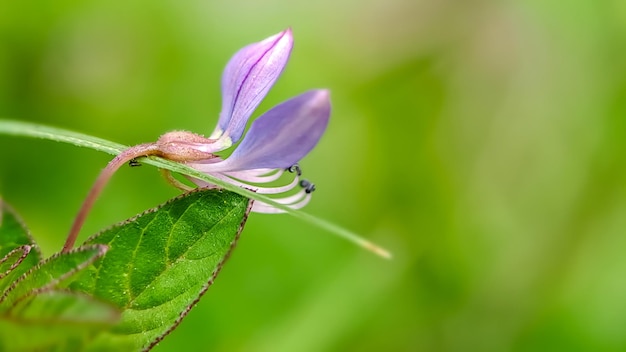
62,143,161,253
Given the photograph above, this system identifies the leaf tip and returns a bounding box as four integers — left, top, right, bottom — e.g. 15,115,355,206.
95,243,110,256
361,240,393,260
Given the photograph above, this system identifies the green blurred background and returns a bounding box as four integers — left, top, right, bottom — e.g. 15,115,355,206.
2,0,626,351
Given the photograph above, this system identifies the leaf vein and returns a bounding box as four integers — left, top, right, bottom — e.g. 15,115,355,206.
126,201,245,307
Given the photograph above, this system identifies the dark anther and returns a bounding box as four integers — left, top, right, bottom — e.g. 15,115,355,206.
287,164,302,176
300,179,316,194
128,159,142,167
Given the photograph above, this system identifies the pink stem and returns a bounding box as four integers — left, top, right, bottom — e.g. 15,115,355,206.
62,143,161,253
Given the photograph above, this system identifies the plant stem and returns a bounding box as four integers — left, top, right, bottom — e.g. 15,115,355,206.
62,143,161,253
0,120,392,259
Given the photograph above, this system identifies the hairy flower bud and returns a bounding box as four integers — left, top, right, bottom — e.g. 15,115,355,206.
156,131,218,162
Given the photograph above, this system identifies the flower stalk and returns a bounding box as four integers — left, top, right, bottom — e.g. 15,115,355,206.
62,144,161,252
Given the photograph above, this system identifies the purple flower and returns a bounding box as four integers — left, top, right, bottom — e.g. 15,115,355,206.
156,28,330,213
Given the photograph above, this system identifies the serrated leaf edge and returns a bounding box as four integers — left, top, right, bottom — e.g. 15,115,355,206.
0,244,109,306
0,197,43,259
6,287,121,325
142,196,253,351
0,245,32,280
82,187,246,245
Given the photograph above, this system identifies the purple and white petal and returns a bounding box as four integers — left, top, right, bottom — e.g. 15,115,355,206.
224,169,285,183
185,164,300,192
208,89,330,172
211,29,294,147
251,191,312,213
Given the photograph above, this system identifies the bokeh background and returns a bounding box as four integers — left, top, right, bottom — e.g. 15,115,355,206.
2,0,626,351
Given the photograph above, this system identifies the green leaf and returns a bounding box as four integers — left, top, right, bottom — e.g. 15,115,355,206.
0,289,119,352
0,246,34,280
0,200,118,351
69,188,251,351
0,245,108,310
0,199,42,293
0,119,391,259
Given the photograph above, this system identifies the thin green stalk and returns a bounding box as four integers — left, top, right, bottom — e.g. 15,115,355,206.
0,119,391,259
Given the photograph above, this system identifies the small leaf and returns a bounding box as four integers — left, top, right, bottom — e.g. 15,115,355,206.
0,199,42,293
0,199,118,350
0,245,33,280
70,188,251,351
0,289,119,351
0,198,40,253
0,245,108,310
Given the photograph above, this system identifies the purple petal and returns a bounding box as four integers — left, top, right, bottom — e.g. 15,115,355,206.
214,89,331,171
211,28,294,146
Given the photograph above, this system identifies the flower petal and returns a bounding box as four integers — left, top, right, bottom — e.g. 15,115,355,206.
186,166,301,196
224,169,285,183
251,191,312,213
211,28,294,147
211,89,331,172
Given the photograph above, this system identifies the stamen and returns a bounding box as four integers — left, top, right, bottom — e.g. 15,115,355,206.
209,172,301,194
224,169,285,183
287,164,302,176
299,179,316,193
272,189,308,204
251,192,312,213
